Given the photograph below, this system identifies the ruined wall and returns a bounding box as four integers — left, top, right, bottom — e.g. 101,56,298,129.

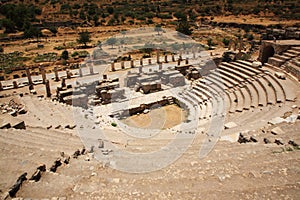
259,41,296,63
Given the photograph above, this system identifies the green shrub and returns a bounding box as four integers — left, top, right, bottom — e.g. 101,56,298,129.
71,51,79,57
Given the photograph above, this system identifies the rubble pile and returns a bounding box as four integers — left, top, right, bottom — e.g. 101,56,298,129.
0,99,27,116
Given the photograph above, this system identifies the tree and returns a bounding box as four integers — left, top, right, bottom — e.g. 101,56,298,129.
1,18,15,33
107,7,114,14
93,14,99,26
61,50,69,60
106,37,117,48
24,25,41,39
49,26,57,35
222,38,230,47
207,38,214,47
77,30,91,48
176,20,192,35
154,24,162,35
174,12,187,21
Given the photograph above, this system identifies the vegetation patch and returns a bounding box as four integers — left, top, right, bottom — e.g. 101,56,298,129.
34,52,57,63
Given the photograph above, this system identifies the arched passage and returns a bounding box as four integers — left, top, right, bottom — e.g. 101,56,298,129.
261,45,275,64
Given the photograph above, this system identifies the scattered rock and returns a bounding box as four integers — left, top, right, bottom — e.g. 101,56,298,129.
224,122,238,129
73,149,81,159
55,125,61,129
250,136,258,143
252,61,262,68
288,140,299,147
248,171,261,178
274,139,284,145
143,109,150,114
263,138,271,144
47,125,52,129
238,133,250,143
220,133,240,142
18,108,27,115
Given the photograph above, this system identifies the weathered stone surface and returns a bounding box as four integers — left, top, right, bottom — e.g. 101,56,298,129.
271,127,285,135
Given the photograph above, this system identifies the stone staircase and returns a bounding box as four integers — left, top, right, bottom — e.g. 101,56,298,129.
266,46,300,81
183,59,293,121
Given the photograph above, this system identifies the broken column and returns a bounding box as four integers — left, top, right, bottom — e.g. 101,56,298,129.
25,67,33,85
54,67,60,81
89,63,94,75
179,52,182,61
172,54,175,62
130,60,134,68
78,65,83,77
121,61,125,69
111,62,115,71
164,55,168,63
139,66,142,74
45,79,51,97
228,40,232,50
239,39,243,53
61,78,66,88
39,66,46,84
66,69,71,79
156,50,160,63
148,59,151,65
159,63,163,70
0,81,3,91
233,42,237,51
13,81,18,89
193,51,196,59
29,84,34,91
140,58,143,66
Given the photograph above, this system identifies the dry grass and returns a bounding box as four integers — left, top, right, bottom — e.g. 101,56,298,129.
121,104,186,129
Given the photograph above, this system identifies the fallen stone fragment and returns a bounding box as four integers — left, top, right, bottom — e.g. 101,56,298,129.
264,138,271,144
29,164,46,182
268,117,285,125
50,159,62,172
285,114,297,123
250,136,258,143
9,172,27,197
271,127,284,135
288,140,299,147
224,122,238,129
47,125,52,129
98,139,104,148
73,149,81,159
237,133,250,143
274,139,284,145
18,108,27,115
